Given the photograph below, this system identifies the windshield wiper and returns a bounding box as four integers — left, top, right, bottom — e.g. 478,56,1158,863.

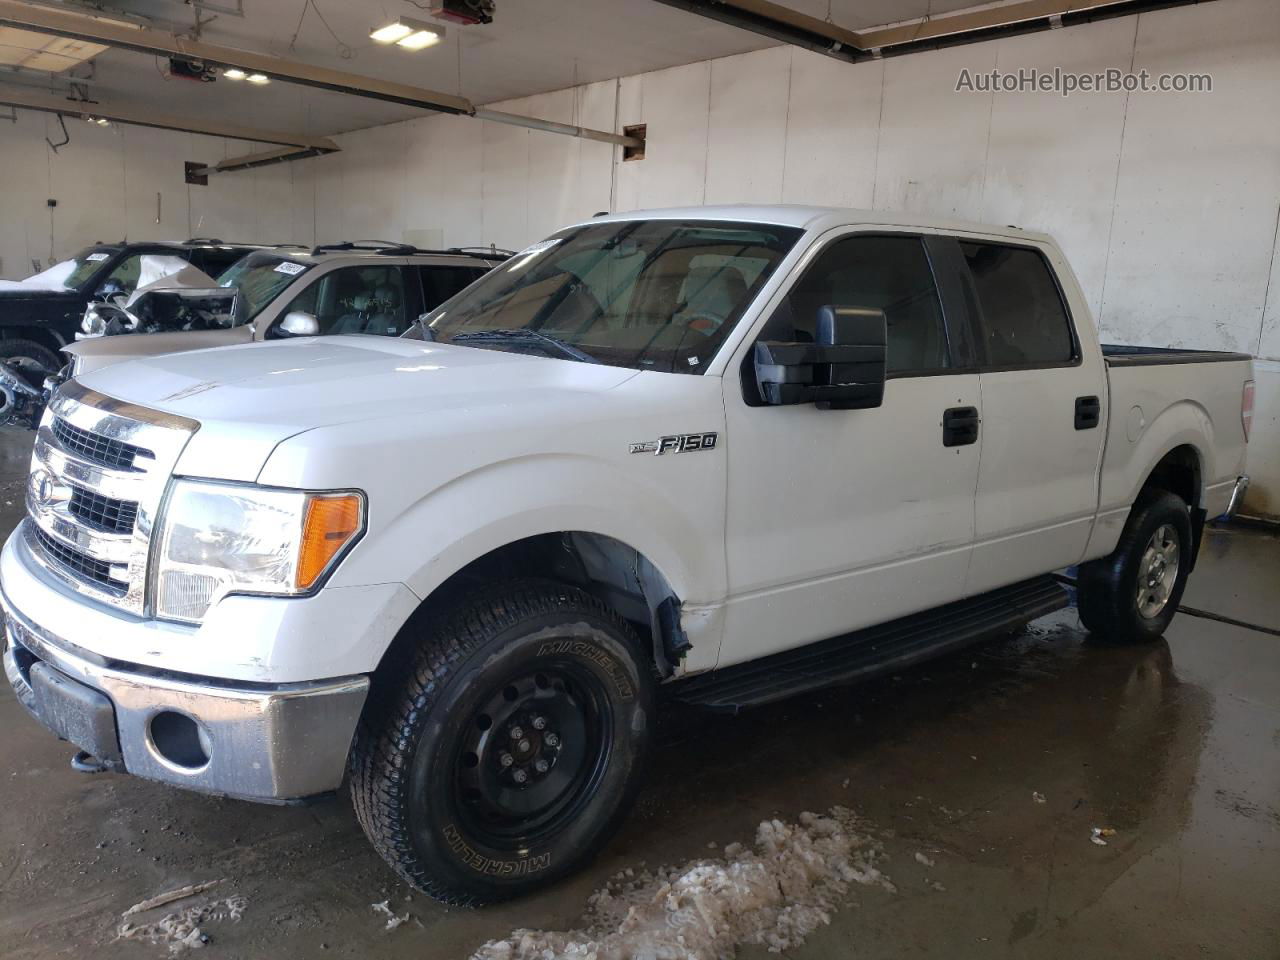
450,328,599,364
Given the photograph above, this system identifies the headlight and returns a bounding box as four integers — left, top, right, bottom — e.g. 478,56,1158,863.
153,480,365,623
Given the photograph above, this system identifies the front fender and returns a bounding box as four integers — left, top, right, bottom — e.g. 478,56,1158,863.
333,451,725,608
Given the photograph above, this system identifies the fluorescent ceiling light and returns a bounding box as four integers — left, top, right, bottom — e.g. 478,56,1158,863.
369,22,413,43
223,67,246,79
246,73,270,84
396,29,443,50
370,16,445,50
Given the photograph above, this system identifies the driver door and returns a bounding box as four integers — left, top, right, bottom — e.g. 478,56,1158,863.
718,230,982,667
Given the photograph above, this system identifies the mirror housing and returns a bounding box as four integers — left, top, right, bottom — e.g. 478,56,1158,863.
276,311,320,338
754,306,887,410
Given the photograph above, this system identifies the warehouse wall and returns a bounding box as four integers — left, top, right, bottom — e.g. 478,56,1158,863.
0,0,1275,514
0,111,315,276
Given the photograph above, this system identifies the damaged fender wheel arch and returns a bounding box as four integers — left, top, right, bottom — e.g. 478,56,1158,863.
349,579,654,905
1077,490,1192,644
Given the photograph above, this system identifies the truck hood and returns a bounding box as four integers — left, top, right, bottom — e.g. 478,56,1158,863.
76,336,640,481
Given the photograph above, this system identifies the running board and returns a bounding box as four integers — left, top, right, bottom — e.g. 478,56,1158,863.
670,576,1069,712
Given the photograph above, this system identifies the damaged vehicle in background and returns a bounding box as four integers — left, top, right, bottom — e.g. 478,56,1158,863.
0,238,279,371
0,243,508,428
0,206,1253,906
61,241,509,375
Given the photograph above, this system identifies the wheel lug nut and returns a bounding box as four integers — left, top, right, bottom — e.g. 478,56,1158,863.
534,759,549,774
510,726,524,740
499,752,514,767
512,768,528,784
544,733,560,747
532,716,547,730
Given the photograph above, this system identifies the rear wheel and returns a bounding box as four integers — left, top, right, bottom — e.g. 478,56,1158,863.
349,580,653,905
1078,490,1192,643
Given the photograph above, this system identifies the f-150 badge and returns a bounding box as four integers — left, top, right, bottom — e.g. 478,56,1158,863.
629,432,718,455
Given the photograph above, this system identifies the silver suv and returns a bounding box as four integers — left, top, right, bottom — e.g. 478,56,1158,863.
66,242,508,376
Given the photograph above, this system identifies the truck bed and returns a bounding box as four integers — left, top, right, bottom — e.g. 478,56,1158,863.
1101,344,1253,366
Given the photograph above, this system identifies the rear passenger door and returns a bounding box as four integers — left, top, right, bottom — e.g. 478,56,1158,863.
414,263,490,313
958,239,1107,594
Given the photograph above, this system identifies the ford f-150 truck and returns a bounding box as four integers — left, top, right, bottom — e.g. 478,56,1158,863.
1,206,1253,905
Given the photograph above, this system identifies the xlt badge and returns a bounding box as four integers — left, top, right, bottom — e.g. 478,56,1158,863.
629,432,718,455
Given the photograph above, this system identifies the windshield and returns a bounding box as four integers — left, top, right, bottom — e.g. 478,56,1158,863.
0,247,115,293
217,252,312,320
415,219,802,373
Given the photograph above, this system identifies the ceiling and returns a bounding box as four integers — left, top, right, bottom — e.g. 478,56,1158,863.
1,0,988,136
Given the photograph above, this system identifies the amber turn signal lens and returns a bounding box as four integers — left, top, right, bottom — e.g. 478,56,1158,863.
297,494,363,590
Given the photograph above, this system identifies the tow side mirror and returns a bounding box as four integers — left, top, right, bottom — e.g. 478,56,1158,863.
754,306,886,410
277,311,320,338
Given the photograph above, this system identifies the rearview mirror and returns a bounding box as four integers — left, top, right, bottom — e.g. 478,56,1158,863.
277,311,320,338
754,306,886,410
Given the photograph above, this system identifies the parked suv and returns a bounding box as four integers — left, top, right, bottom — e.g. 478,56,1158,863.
63,242,508,376
0,239,278,371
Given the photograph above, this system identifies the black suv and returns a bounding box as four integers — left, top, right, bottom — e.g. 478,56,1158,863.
0,239,280,370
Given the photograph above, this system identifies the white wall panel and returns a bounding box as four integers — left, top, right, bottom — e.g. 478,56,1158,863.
614,61,712,211
1098,0,1280,353
704,45,791,204
979,20,1134,320
47,116,126,257
404,112,484,249
480,110,530,251
121,125,191,244
873,43,997,220
781,52,883,209
0,111,52,278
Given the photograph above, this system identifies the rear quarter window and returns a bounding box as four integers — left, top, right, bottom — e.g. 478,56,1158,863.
960,242,1075,367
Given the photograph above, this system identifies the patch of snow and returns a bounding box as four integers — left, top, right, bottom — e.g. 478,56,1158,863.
116,895,246,954
0,260,77,292
471,807,893,960
372,899,410,932
913,852,936,868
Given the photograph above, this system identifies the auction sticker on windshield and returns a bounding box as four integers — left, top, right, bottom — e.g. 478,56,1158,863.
87,253,110,262
274,261,306,275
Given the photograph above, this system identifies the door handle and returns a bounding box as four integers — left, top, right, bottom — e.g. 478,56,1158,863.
1075,395,1101,430
942,406,979,447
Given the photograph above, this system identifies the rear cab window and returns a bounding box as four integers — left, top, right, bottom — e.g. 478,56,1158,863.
959,242,1076,368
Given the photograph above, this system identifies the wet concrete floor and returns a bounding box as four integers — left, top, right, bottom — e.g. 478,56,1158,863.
0,425,1277,958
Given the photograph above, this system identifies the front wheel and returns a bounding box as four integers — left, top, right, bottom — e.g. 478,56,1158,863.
0,338,60,374
349,580,654,905
1077,490,1192,643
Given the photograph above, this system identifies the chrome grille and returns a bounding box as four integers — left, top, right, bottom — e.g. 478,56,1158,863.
68,486,138,535
52,416,149,472
25,382,198,615
31,525,126,595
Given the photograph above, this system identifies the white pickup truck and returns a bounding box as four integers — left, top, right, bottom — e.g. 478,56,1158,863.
2,206,1253,905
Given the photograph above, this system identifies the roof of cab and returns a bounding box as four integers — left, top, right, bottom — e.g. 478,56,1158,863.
573,204,1055,246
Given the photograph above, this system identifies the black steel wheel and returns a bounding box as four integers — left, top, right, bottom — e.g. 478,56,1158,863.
349,580,653,905
453,663,612,849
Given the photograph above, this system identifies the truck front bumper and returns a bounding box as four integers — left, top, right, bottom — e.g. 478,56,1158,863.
2,586,369,802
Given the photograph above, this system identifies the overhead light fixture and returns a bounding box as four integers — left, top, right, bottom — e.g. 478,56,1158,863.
369,16,445,50
245,73,270,84
223,67,246,79
96,117,109,126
